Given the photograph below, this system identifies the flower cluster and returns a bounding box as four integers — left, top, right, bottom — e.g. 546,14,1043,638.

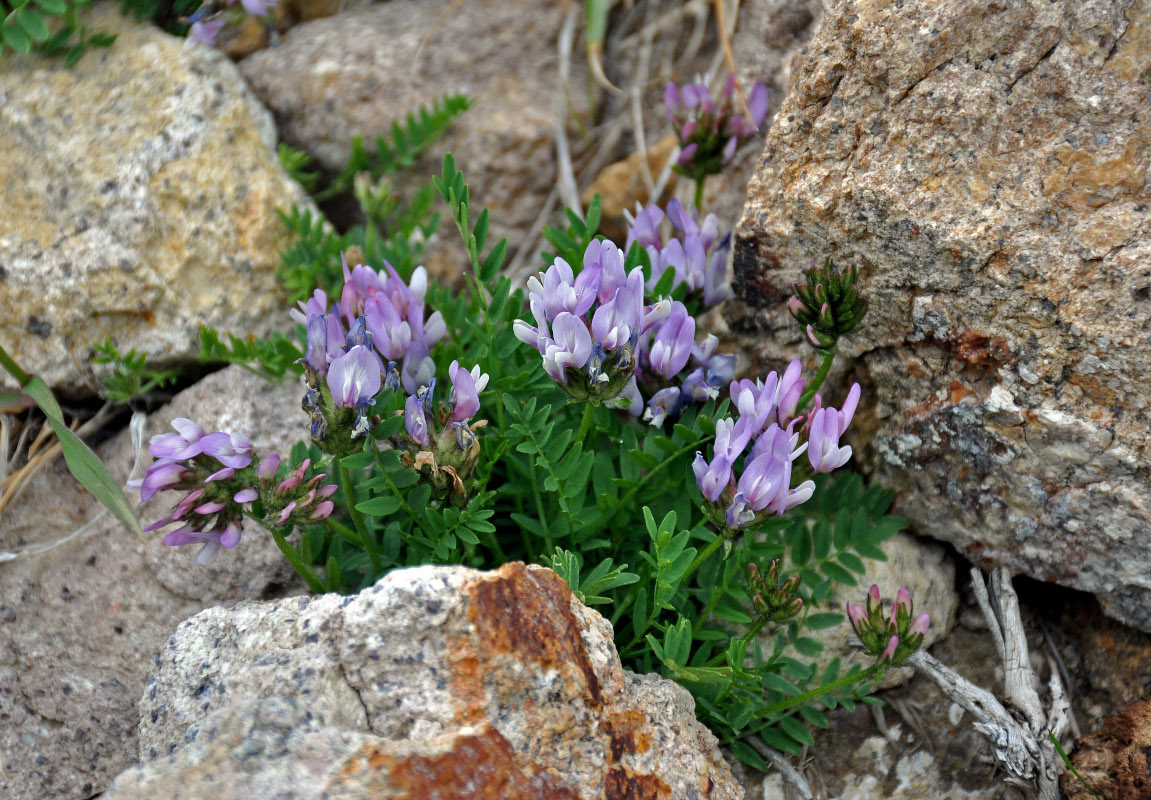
294,257,450,456
664,74,769,181
625,199,731,307
188,0,276,47
392,360,489,503
692,360,860,532
514,241,661,409
788,259,869,355
130,419,336,564
745,559,803,624
515,232,739,422
847,585,930,666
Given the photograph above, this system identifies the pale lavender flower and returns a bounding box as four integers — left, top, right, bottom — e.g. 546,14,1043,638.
289,289,329,328
138,460,190,504
584,240,628,305
775,359,805,424
188,18,226,46
648,305,695,380
624,203,664,251
542,312,593,383
713,416,753,462
730,375,780,438
149,418,205,460
527,258,596,322
447,360,488,422
364,296,412,362
240,0,275,15
643,387,684,427
693,452,732,503
404,394,430,447
326,345,381,407
591,269,643,351
726,452,790,528
807,406,852,472
199,432,253,469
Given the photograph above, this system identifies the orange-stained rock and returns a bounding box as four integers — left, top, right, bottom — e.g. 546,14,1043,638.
1062,699,1151,800
103,563,743,799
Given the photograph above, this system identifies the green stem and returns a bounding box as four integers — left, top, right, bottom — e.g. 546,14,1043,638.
0,342,31,387
680,532,727,589
268,524,327,593
796,346,836,414
693,178,705,211
575,402,596,443
338,458,383,575
758,663,881,718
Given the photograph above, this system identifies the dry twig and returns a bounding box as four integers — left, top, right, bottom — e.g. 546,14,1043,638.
908,567,1070,800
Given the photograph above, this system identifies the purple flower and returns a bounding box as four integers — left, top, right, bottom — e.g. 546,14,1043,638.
713,416,753,461
591,270,643,351
625,203,664,251
188,18,226,46
149,418,204,460
726,453,790,528
775,359,804,424
138,460,190,504
326,345,381,408
405,394,430,447
364,297,412,362
533,257,599,322
400,341,436,395
807,406,852,472
447,360,488,423
748,82,770,129
240,0,274,15
542,312,593,384
666,74,770,179
693,452,732,503
289,288,329,328
643,387,684,427
583,240,628,306
199,432,253,469
730,376,779,438
648,305,695,380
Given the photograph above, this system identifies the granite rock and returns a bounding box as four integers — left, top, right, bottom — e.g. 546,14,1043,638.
107,562,743,800
0,7,310,394
0,367,308,800
239,0,581,280
732,0,1151,630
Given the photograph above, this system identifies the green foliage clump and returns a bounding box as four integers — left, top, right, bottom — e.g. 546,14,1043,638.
264,154,906,768
0,0,115,65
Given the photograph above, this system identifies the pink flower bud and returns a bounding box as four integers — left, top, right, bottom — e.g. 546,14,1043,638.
310,500,335,521
881,635,899,661
257,453,281,482
909,612,930,637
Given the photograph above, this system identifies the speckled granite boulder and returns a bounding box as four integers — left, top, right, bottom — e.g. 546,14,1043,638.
0,367,307,800
732,0,1151,630
0,6,311,394
239,0,580,280
102,563,743,800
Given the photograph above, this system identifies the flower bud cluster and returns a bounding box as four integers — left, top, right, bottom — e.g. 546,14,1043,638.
664,74,769,181
745,559,804,624
130,419,336,564
392,360,490,504
847,584,930,666
692,360,861,533
788,259,869,354
625,199,731,307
